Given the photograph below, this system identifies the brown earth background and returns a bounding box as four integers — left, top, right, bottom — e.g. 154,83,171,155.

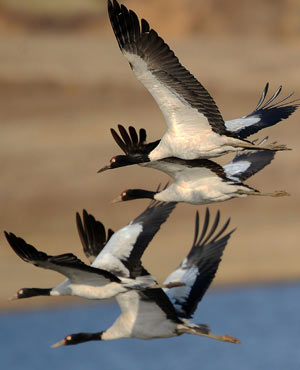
0,0,299,311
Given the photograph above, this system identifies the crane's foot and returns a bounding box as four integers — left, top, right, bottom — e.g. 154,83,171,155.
178,327,241,344
266,190,290,197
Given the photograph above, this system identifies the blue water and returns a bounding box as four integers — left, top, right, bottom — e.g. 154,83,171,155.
1,283,300,370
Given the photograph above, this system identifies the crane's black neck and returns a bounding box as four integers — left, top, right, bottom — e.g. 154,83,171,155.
122,189,156,201
114,154,150,168
99,154,150,173
16,288,52,299
63,332,103,345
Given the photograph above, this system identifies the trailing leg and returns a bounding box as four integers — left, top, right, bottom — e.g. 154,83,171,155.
236,189,289,197
177,326,241,344
231,142,290,152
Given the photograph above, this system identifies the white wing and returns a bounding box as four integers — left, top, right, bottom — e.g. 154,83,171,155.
91,202,175,277
146,157,227,182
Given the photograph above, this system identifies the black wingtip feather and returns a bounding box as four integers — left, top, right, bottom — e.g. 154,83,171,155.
237,85,299,139
76,212,89,252
201,210,220,246
192,211,200,247
210,217,231,243
110,125,159,156
111,127,128,154
139,128,147,143
118,124,132,146
174,210,235,318
77,210,114,263
141,18,150,33
129,126,138,144
255,82,269,111
197,208,210,246
4,231,49,263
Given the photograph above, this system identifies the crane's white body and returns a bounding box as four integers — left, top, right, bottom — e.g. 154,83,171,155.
102,291,180,340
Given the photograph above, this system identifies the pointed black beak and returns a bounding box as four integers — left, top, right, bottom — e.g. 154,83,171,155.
97,164,111,173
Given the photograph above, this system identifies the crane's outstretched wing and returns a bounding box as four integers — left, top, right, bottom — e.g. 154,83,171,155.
163,209,234,318
223,137,276,182
111,125,159,156
108,0,233,137
76,210,114,264
225,83,299,139
92,201,176,278
4,232,120,284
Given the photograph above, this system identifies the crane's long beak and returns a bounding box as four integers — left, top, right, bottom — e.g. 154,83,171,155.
97,164,110,173
111,195,122,204
51,338,66,348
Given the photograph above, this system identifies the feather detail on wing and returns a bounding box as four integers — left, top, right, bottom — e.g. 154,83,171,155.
4,232,120,284
163,209,234,318
225,83,299,139
108,0,233,137
111,124,160,156
223,137,276,182
92,200,175,278
76,210,114,264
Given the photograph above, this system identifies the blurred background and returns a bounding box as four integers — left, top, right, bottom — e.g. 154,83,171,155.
0,1,299,369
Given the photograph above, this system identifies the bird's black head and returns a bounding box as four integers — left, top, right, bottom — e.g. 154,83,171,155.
11,287,51,300
98,154,150,173
98,155,128,173
52,332,103,347
115,189,157,202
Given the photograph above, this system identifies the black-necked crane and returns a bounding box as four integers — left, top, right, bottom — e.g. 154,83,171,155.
111,130,288,204
99,84,298,173
103,0,291,168
4,201,176,300
52,209,241,346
